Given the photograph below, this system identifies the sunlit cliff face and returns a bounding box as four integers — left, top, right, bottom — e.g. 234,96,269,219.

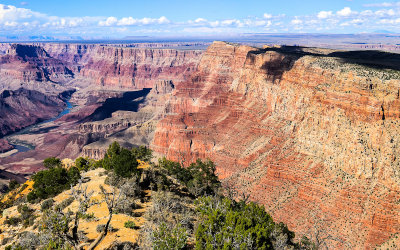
152,41,400,248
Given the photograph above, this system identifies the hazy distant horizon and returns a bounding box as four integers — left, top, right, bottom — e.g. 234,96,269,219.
1,1,400,37
1,33,400,52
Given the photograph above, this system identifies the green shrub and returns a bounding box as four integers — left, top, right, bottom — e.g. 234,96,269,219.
187,159,220,197
159,158,221,197
43,157,62,168
195,196,296,249
17,204,35,227
8,180,19,191
4,216,21,226
152,223,187,250
41,199,54,211
131,146,153,162
75,157,90,172
124,220,136,229
27,166,80,203
68,167,81,184
80,212,96,221
102,142,139,178
55,197,74,210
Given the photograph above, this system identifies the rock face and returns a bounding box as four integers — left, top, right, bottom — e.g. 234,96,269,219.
0,43,202,90
0,139,13,153
80,80,176,159
0,44,74,83
152,42,400,248
0,88,67,137
80,47,201,89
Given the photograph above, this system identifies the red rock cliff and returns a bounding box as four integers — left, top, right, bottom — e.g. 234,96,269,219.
0,43,203,90
0,44,74,83
152,41,400,248
79,47,202,89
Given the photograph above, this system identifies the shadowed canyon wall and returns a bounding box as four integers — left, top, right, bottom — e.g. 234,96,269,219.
152,41,400,248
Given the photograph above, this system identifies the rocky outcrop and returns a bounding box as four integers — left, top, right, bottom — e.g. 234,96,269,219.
151,79,174,95
152,42,400,248
0,139,13,153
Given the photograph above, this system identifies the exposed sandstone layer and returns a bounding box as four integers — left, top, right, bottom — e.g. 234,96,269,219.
152,42,400,248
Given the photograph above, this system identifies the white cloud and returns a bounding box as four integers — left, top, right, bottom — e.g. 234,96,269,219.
337,7,354,17
194,18,207,23
317,11,333,19
98,16,117,26
263,13,272,19
378,18,400,24
0,4,42,23
1,2,400,37
291,18,303,25
99,16,170,26
375,9,396,16
221,19,241,26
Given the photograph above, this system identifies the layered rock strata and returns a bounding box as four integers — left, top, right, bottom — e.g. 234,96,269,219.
0,88,67,137
0,43,202,91
80,47,201,89
81,80,176,159
152,41,400,248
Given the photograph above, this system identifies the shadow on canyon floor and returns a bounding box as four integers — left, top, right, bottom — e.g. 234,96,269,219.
85,88,152,122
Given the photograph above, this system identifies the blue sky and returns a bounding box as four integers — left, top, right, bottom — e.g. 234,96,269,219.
0,0,400,38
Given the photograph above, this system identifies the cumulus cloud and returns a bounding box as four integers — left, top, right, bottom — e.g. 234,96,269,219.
317,11,333,19
337,7,354,17
98,16,117,26
2,2,400,37
99,16,170,26
0,4,43,23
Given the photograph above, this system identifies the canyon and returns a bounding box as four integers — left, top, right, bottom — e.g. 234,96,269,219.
152,42,400,248
0,41,399,248
0,42,203,173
